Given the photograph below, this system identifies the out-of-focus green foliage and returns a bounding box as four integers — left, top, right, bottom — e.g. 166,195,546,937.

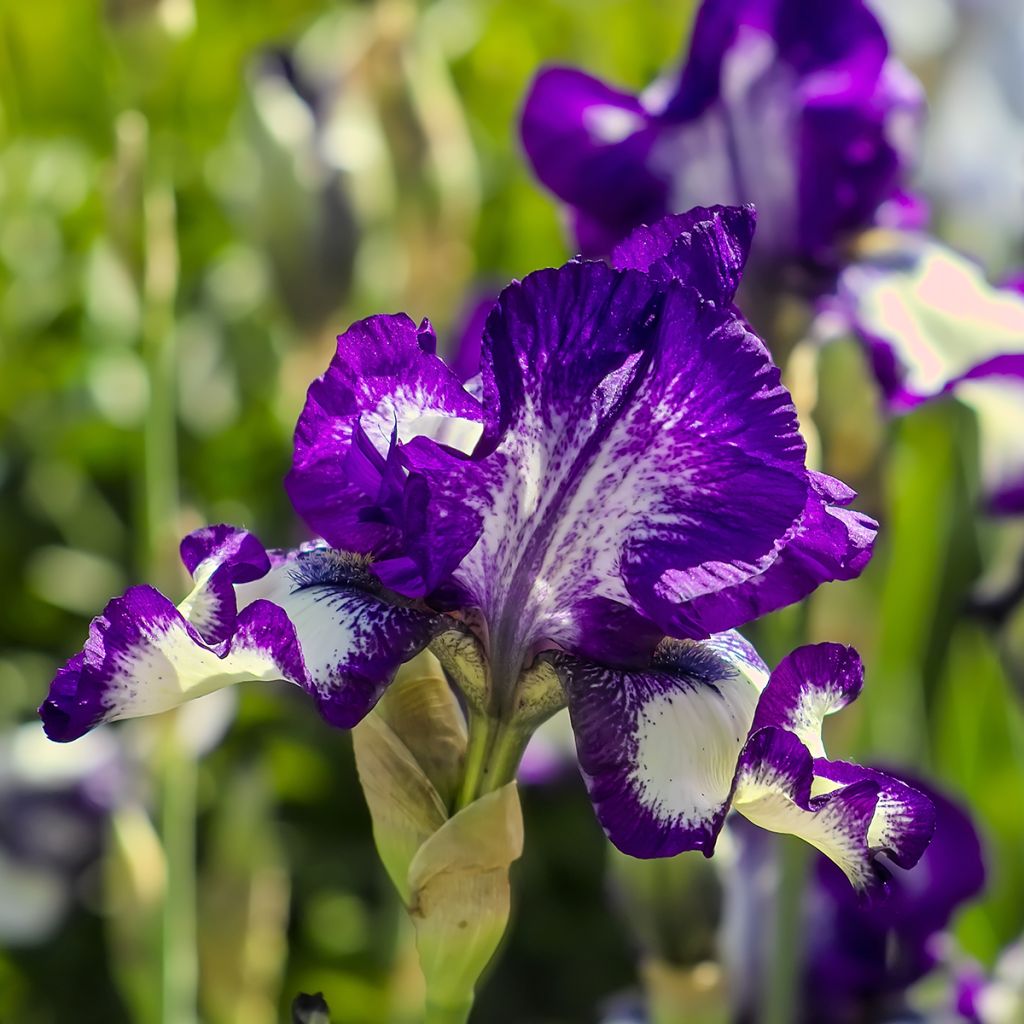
2,1,1023,1022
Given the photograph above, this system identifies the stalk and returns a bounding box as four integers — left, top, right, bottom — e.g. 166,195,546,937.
455,713,529,810
137,136,198,1024
761,837,809,1024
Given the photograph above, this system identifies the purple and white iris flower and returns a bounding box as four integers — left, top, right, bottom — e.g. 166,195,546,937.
958,937,1024,1024
520,0,922,284
724,778,984,1023
0,725,122,945
832,232,1024,515
39,207,922,889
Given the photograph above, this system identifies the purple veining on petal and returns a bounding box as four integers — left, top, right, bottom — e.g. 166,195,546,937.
444,259,810,681
39,530,446,742
813,760,935,871
610,204,756,306
556,636,767,857
658,471,878,637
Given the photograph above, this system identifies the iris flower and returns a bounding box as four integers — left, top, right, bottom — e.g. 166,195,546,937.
725,777,983,1023
520,0,921,281
40,207,924,892
833,232,1024,515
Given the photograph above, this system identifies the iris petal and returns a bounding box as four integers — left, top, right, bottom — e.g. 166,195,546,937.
610,204,756,305
736,642,935,894
445,260,808,669
286,313,485,596
40,526,446,741
731,727,887,894
557,634,768,857
555,638,932,894
521,0,919,269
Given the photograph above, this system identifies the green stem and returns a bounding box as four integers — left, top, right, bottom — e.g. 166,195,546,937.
762,836,809,1024
424,1000,473,1024
455,714,529,810
160,738,199,1024
137,150,196,1024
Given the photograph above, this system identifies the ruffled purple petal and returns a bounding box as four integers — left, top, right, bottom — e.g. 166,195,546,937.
39,527,446,741
519,68,668,257
177,524,274,643
610,205,756,306
731,727,890,894
749,642,864,758
442,260,809,672
285,313,485,596
521,0,919,268
554,635,932,889
646,471,877,637
556,634,768,857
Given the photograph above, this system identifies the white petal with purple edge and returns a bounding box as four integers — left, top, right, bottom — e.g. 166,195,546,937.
732,643,935,894
731,727,885,894
556,633,768,857
40,528,445,741
839,234,1024,403
749,643,863,759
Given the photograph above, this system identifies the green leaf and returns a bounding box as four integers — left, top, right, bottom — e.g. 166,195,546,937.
407,783,524,1019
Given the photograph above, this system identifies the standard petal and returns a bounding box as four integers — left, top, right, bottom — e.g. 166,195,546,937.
556,634,768,857
285,313,485,595
664,0,889,122
610,205,756,306
634,471,877,637
519,67,668,256
445,261,809,674
522,0,917,268
39,529,446,742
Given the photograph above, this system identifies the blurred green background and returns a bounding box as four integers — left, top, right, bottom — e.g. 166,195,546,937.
1,1,1022,1022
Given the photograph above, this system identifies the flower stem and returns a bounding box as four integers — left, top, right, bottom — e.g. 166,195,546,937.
160,735,199,1024
424,999,473,1024
762,836,809,1024
455,714,528,810
135,139,197,1024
